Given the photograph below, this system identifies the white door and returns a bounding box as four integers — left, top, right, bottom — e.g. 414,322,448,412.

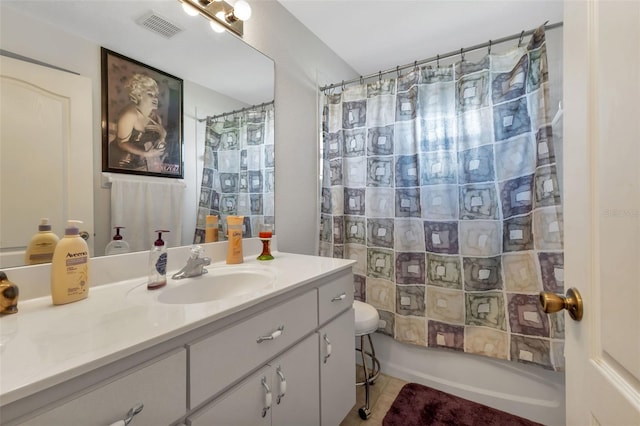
563,1,640,425
0,55,94,267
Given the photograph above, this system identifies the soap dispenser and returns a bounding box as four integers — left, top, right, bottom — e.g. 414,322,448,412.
24,218,59,265
105,226,131,255
148,230,169,290
51,220,90,305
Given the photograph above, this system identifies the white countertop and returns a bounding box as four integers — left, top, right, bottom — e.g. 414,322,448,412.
0,247,353,406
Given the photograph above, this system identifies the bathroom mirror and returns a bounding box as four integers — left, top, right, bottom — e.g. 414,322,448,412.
0,0,275,267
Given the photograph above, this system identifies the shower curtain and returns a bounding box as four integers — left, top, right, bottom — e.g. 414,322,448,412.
194,106,275,242
319,27,564,371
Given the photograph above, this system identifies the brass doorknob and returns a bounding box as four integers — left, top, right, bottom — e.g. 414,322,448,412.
539,287,583,321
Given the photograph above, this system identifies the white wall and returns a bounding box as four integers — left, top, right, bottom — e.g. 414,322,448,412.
243,1,358,254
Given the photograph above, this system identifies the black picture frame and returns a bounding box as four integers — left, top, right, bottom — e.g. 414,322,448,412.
101,47,183,178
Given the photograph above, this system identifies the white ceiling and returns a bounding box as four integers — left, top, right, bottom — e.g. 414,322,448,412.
278,0,563,77
3,1,563,101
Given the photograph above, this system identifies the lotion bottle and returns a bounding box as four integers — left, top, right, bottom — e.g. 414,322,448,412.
51,220,90,305
226,216,244,264
105,226,131,255
148,230,169,290
205,215,219,243
25,218,59,265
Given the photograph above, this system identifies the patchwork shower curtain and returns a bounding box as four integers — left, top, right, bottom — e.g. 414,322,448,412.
319,27,564,371
194,106,275,242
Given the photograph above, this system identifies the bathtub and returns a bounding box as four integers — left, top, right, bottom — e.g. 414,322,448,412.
368,333,565,426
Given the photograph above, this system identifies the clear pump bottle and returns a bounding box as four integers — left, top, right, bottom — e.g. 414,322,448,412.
148,230,169,290
105,226,131,255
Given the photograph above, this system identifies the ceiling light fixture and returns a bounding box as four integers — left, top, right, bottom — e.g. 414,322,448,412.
179,0,251,37
181,2,199,16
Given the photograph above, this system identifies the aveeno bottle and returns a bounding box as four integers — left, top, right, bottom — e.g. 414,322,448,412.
24,218,59,265
50,220,90,305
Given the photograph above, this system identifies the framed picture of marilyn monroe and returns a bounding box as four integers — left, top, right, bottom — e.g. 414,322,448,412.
101,47,184,178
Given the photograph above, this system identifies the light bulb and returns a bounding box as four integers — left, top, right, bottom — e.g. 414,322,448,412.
182,2,199,16
233,0,251,21
210,19,226,33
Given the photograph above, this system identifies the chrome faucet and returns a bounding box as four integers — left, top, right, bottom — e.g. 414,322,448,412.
172,246,211,279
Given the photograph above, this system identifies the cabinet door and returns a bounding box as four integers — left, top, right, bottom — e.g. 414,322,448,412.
270,333,320,426
187,366,271,426
21,350,186,426
319,309,355,426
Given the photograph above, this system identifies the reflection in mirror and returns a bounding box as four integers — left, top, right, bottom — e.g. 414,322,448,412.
193,103,275,243
0,0,275,267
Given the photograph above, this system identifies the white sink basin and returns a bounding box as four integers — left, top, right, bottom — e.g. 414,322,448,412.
126,265,276,305
159,267,276,304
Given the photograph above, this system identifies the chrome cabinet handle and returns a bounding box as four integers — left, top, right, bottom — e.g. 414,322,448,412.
257,325,284,343
331,293,346,302
276,366,287,404
261,377,272,418
323,334,332,364
108,403,143,426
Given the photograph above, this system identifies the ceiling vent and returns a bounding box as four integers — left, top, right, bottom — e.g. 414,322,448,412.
136,11,183,39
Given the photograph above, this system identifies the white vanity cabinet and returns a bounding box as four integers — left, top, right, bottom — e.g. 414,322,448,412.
18,349,186,426
187,334,320,426
1,254,355,426
186,270,354,426
188,289,318,409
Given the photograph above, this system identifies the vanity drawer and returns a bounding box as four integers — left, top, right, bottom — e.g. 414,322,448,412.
20,349,186,426
189,289,318,409
318,271,354,326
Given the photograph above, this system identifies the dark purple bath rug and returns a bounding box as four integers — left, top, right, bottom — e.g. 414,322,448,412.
382,383,544,426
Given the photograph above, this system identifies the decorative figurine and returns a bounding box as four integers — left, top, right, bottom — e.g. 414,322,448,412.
0,271,19,314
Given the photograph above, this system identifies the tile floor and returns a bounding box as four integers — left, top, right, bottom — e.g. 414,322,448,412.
339,366,408,426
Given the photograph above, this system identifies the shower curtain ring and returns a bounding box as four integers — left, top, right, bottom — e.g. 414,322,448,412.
518,30,525,47
378,71,382,82
414,60,418,72
460,48,465,61
396,66,400,77
488,40,492,54
341,80,345,91
436,55,440,68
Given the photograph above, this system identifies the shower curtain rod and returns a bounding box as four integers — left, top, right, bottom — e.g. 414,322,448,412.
319,21,563,92
197,100,274,122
